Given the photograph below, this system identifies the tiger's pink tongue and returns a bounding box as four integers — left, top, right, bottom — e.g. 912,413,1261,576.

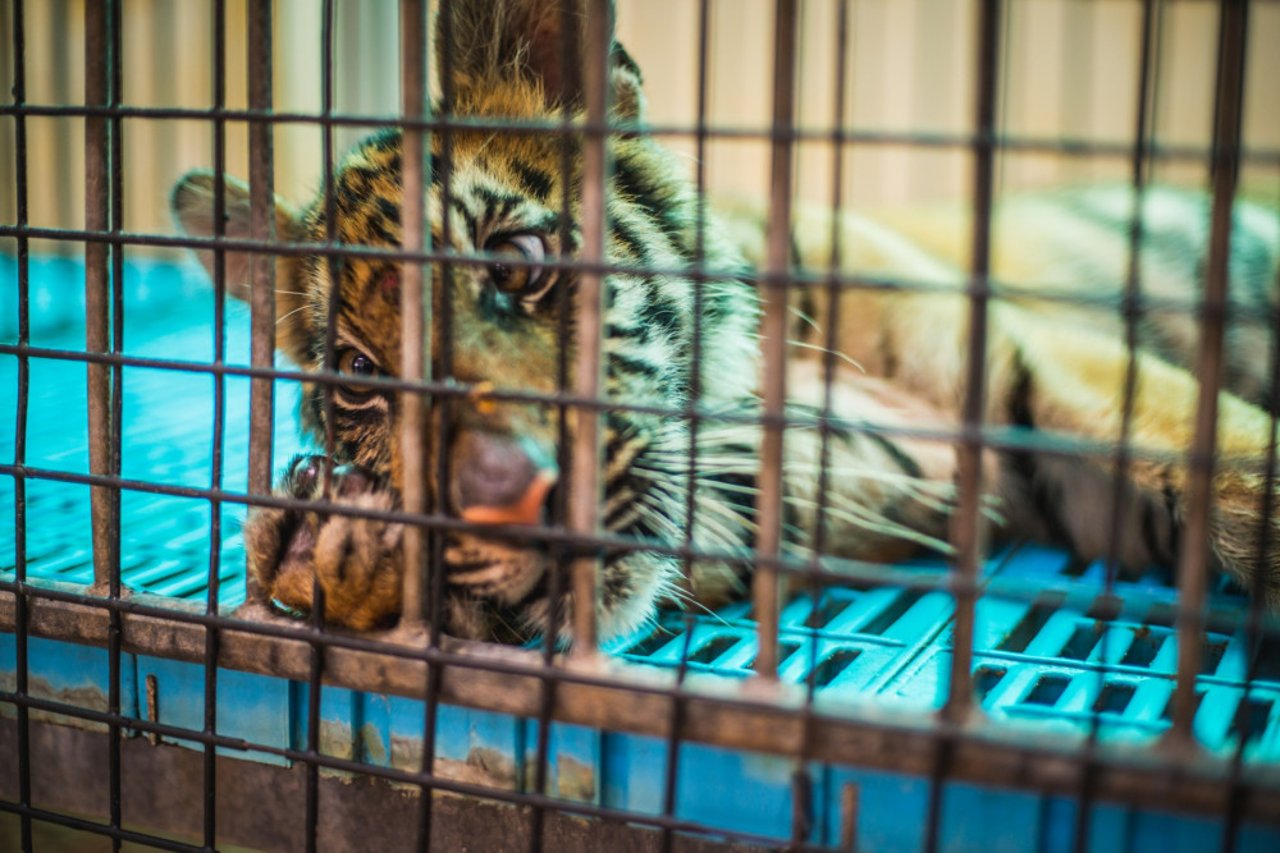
459,470,557,526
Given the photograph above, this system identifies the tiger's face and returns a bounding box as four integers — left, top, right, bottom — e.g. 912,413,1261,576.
172,0,761,642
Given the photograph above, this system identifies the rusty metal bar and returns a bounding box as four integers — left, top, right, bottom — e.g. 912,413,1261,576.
659,1,714,849
6,336,1276,461
85,0,117,591
1073,2,1161,848
9,0,33,846
568,0,611,656
752,0,799,682
1222,241,1280,848
791,1,855,842
105,2,126,847
927,5,1003,843
402,3,444,851
202,1,229,847
51,0,74,253
0,215,1269,322
398,0,428,629
245,0,275,541
529,1,583,846
1168,0,1249,751
300,5,340,850
1221,306,1280,846
839,782,860,853
944,0,1001,724
18,452,1267,615
4,95,1280,164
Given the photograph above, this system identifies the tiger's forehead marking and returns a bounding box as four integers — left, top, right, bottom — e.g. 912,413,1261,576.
336,268,402,373
294,134,577,380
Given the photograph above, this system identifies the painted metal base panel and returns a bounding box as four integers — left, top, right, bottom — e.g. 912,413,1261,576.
3,632,1279,850
3,259,1280,848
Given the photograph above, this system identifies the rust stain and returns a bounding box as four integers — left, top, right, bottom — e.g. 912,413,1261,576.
145,673,159,745
550,754,596,802
318,721,356,763
389,735,521,792
0,671,111,734
359,721,388,765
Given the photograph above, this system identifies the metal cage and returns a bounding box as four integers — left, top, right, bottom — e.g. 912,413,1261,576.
2,0,1280,850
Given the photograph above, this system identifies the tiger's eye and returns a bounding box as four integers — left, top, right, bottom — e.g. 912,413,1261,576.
336,349,381,396
338,350,378,376
486,234,547,296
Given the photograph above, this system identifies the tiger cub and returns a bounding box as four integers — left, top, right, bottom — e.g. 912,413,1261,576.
171,0,1279,643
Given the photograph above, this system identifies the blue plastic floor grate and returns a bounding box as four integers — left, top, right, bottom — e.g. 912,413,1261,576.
2,256,1278,762
1,256,305,607
610,582,955,696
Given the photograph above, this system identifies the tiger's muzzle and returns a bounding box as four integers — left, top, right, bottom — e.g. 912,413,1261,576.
449,430,559,527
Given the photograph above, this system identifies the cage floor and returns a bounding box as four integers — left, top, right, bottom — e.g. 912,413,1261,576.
0,255,305,606
2,256,1278,759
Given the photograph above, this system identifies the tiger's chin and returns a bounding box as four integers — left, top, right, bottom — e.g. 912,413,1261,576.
443,538,677,647
439,531,552,643
444,534,548,604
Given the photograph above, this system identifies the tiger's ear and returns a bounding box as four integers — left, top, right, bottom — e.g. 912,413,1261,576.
170,170,303,302
439,0,645,119
171,170,314,365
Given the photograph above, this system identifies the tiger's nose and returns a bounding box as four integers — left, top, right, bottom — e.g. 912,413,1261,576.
451,431,558,526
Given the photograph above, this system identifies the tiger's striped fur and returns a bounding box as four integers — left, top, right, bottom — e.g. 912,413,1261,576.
171,0,1279,643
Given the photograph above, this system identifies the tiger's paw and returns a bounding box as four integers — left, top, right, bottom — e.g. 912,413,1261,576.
243,454,405,631
1210,469,1280,610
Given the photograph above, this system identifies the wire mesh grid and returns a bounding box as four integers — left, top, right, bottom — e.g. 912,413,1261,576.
2,0,1280,851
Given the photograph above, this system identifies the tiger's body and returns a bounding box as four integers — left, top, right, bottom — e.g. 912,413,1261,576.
172,0,1279,644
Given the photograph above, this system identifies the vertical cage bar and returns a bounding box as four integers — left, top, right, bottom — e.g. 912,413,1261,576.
399,0,428,629
107,0,124,592
1168,0,1249,750
428,0,455,651
928,5,1002,848
792,1,854,844
944,0,1001,723
10,0,33,847
531,1,583,845
922,738,953,853
304,3,342,851
303,590,325,853
399,2,441,849
658,616,697,853
85,0,117,590
319,4,341,507
568,0,612,655
202,0,229,846
246,0,276,547
659,1,714,849
753,0,799,682
810,0,853,655
105,0,124,846
50,0,73,251
422,0,455,838
1222,233,1280,853
1073,2,1160,849
840,781,860,853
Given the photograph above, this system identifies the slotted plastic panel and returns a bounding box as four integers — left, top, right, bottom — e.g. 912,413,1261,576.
0,257,306,607
611,580,955,692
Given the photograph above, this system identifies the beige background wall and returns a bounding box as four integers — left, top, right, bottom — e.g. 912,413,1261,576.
1,0,1277,258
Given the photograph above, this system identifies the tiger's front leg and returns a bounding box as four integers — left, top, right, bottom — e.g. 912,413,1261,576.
779,359,972,565
995,309,1280,605
242,454,405,630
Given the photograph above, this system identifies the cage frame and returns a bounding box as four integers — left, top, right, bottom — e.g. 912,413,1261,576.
2,0,1280,850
